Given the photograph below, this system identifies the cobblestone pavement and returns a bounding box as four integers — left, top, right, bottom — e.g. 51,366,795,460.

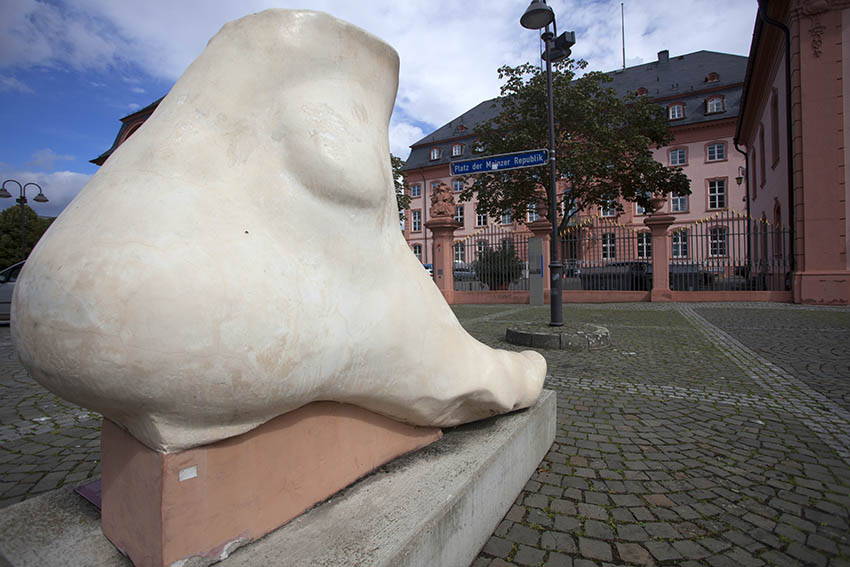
458,303,850,567
1,303,849,567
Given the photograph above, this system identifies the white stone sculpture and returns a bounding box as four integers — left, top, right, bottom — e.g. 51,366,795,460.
12,9,546,453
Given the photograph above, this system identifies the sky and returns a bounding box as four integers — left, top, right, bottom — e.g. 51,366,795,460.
0,0,758,218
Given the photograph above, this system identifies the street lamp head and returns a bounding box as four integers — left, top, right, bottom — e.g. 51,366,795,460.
0,188,10,199
33,192,48,203
520,0,554,30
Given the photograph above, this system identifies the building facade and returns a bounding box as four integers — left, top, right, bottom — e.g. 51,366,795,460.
402,50,748,268
736,0,850,304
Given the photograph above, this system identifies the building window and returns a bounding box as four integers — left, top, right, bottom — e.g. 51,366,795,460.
412,210,421,232
706,72,719,83
709,226,727,256
451,144,463,157
708,179,726,209
454,242,465,262
601,200,617,217
452,178,464,193
476,206,487,227
759,126,766,187
670,148,687,166
501,211,512,225
668,104,684,120
636,87,648,96
410,183,421,198
706,96,725,114
635,191,651,216
671,192,688,212
527,203,539,222
771,91,780,165
476,240,488,257
431,181,442,193
430,147,441,160
454,204,464,225
637,232,652,259
413,244,422,261
602,233,616,259
671,230,688,258
707,143,726,162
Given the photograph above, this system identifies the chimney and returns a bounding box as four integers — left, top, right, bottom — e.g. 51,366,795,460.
658,50,669,63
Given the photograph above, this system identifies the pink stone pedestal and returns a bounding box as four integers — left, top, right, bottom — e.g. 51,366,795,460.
100,403,442,567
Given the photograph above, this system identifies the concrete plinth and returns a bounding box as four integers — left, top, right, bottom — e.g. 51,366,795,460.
0,391,556,567
100,402,442,567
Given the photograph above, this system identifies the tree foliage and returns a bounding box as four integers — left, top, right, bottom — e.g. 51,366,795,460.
0,205,54,269
460,61,691,231
390,153,411,221
474,243,524,290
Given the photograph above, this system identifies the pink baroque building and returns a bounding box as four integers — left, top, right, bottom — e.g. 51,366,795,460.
402,50,747,268
736,0,850,304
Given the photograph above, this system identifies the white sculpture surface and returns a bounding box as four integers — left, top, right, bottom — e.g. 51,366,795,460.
12,9,546,453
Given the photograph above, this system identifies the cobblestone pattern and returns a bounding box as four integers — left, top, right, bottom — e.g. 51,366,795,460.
456,304,850,567
0,329,102,509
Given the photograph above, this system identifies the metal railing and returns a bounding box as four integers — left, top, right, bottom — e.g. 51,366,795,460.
453,225,530,291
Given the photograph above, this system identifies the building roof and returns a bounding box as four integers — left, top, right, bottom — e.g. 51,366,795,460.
402,50,747,173
90,96,165,165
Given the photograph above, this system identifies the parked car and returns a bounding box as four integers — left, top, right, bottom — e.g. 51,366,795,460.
423,263,433,278
579,261,651,291
668,263,714,291
453,262,477,282
0,261,24,324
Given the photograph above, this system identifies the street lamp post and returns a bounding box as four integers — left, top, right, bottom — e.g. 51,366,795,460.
521,0,574,327
0,179,49,262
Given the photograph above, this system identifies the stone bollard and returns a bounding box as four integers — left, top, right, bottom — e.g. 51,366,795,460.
644,211,675,302
425,216,461,304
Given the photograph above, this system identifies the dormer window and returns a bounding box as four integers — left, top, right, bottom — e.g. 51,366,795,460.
668,103,685,120
705,72,719,83
451,143,463,157
636,87,648,96
430,147,441,160
706,96,725,114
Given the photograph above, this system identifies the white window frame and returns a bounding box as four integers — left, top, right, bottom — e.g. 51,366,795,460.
454,205,464,225
637,232,652,259
671,230,688,258
454,242,465,262
601,233,616,259
451,144,463,157
410,184,421,198
452,179,464,193
670,148,687,166
501,211,513,225
669,104,684,120
601,201,617,217
708,179,726,209
412,210,421,232
475,206,487,227
413,244,422,261
707,97,724,113
476,240,488,258
707,143,726,162
671,193,688,212
709,226,727,257
526,203,539,222
430,147,441,160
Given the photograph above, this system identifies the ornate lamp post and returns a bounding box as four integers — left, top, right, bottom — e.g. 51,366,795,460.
0,179,49,262
520,0,574,326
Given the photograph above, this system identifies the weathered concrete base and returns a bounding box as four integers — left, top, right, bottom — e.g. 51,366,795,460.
0,390,556,567
506,324,611,351
101,402,442,567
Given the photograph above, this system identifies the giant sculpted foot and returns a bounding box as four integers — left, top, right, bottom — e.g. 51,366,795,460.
12,9,546,452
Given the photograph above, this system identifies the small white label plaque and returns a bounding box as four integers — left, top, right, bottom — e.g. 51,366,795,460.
178,465,198,482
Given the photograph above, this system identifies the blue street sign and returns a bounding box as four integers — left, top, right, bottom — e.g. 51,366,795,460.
451,149,548,176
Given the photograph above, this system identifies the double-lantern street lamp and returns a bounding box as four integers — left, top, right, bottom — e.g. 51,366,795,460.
520,0,575,327
0,179,49,263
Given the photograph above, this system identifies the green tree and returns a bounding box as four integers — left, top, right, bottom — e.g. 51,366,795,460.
461,61,690,231
474,243,524,290
391,153,411,221
0,205,54,269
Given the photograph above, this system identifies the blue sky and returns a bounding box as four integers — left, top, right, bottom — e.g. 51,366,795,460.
0,0,757,218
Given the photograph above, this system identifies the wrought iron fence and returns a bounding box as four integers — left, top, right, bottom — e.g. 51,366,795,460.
669,210,790,291
452,225,530,291
560,216,649,291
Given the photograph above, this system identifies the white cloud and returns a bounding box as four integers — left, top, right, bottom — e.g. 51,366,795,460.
24,148,75,171
130,86,145,94
128,103,140,110
389,119,426,159
0,74,33,93
0,169,91,218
